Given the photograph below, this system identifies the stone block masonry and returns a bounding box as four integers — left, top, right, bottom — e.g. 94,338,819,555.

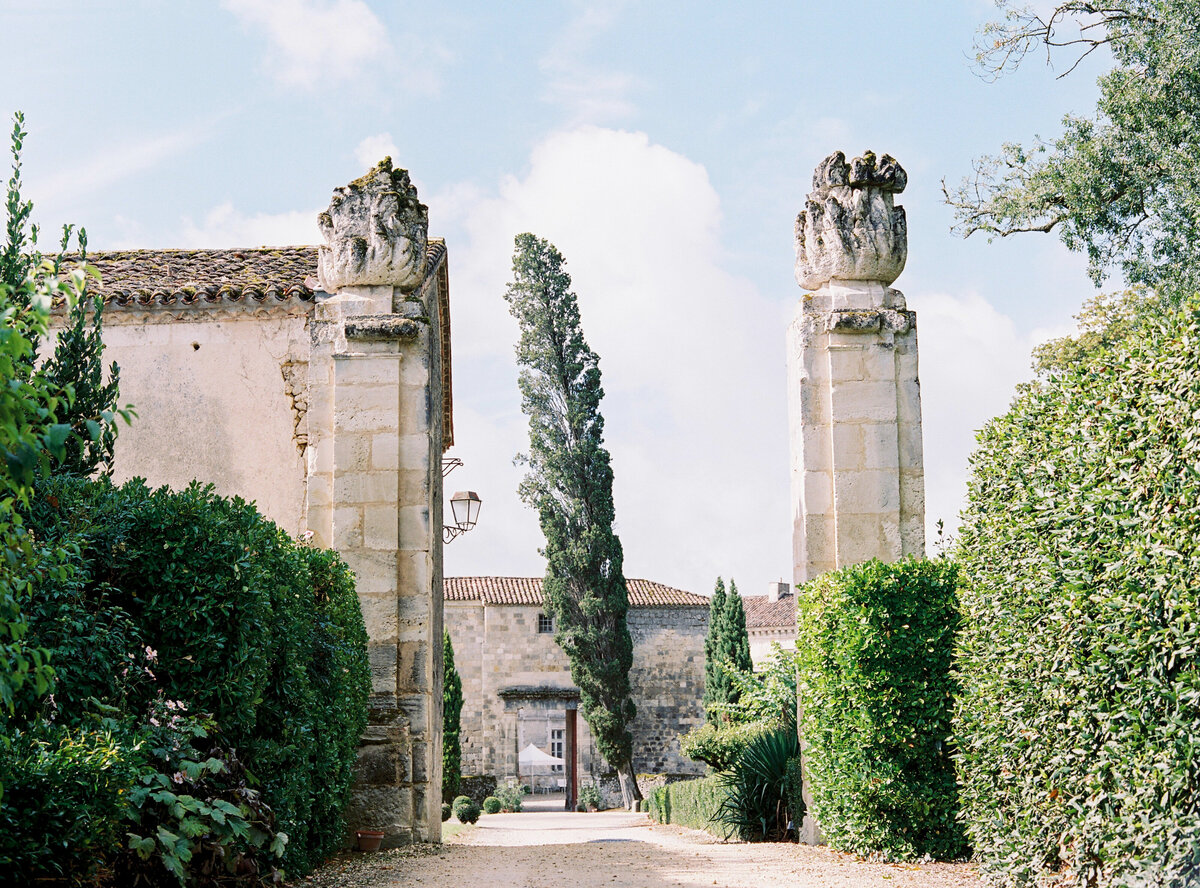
788,151,925,584
443,578,709,791
787,151,927,845
309,160,448,846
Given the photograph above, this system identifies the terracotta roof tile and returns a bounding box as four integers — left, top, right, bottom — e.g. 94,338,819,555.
742,593,797,629
444,576,707,608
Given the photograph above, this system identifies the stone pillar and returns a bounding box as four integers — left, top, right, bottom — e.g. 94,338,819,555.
308,159,444,845
787,151,926,844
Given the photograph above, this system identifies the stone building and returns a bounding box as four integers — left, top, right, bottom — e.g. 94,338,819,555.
70,159,450,844
443,576,709,784
744,582,797,667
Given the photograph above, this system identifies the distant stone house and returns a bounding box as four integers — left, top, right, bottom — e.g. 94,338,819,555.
443,576,709,784
744,582,797,667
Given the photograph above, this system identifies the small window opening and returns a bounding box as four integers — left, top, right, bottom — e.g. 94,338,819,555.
550,728,564,772
537,613,554,634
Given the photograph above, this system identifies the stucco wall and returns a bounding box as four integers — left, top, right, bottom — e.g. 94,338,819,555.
749,627,797,668
99,314,310,535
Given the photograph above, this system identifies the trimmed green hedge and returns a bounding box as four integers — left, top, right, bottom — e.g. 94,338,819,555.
647,777,730,836
796,558,965,860
955,302,1200,888
7,477,371,880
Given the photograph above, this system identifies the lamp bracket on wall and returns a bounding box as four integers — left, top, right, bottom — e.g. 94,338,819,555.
441,458,481,543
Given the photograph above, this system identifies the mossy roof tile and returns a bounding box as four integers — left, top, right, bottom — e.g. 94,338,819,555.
66,240,447,308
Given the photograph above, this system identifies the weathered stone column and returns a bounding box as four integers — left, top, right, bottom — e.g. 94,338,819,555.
787,151,926,843
308,159,444,845
788,150,925,581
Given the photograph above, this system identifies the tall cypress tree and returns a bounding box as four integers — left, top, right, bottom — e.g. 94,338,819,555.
442,630,463,802
703,577,753,721
505,233,641,807
703,577,729,722
723,580,752,681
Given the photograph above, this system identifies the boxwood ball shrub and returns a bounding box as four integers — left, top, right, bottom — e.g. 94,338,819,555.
482,797,502,814
13,476,371,879
796,558,965,860
452,795,480,824
442,802,452,822
955,302,1200,888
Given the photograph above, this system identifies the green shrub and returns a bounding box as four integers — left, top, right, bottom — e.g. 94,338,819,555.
17,476,370,879
782,754,803,831
578,784,602,811
646,777,730,836
679,721,771,772
441,802,452,822
0,727,139,885
452,795,480,824
494,780,526,813
796,558,965,860
709,643,798,731
955,301,1200,888
481,796,501,814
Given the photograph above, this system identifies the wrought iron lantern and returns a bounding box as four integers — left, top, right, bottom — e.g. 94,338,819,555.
443,490,481,543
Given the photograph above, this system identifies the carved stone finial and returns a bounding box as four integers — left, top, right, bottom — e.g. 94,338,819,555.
794,150,908,291
317,157,428,293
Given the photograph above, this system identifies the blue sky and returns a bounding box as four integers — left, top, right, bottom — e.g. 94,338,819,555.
3,0,1110,597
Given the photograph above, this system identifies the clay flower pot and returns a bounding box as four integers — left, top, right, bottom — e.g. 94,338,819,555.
356,830,385,852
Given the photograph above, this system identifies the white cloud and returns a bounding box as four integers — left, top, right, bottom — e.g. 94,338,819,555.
437,126,787,596
221,0,388,88
33,124,207,207
914,288,1074,543
539,2,638,125
176,202,320,247
355,133,399,170
436,126,1080,593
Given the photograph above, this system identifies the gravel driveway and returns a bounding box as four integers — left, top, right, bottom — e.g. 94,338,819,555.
298,808,983,888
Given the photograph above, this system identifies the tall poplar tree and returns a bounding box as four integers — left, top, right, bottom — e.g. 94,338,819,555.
442,630,463,801
504,233,641,808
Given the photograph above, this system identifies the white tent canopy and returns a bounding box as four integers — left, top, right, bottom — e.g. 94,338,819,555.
519,743,564,769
